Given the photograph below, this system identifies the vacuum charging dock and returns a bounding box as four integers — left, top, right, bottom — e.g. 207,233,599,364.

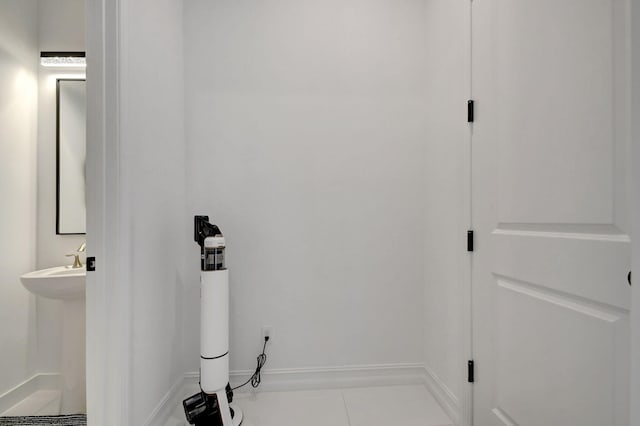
183,216,243,426
183,384,243,426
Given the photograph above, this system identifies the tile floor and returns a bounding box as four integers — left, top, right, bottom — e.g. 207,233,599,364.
168,384,454,426
1,390,62,416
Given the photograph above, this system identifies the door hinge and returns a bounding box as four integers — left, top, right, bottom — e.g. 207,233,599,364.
468,360,475,383
87,256,96,271
467,100,475,123
467,230,474,252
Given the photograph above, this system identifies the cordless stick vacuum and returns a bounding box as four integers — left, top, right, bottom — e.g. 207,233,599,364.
183,216,243,426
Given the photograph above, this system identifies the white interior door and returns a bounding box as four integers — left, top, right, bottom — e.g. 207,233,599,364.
471,0,632,425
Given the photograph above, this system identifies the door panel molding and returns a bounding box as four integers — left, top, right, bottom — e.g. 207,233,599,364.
495,277,625,426
493,231,631,309
495,223,630,242
496,277,627,321
491,407,518,426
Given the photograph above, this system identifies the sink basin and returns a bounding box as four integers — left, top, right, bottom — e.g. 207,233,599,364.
20,266,86,300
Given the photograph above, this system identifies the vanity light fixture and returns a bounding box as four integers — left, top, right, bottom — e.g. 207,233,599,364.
40,51,86,68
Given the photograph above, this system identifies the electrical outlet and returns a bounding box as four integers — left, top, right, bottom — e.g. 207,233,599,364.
261,326,272,341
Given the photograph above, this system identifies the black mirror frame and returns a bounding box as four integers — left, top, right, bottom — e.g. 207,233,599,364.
56,78,87,235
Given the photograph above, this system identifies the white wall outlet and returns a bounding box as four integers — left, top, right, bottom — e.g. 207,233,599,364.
261,325,272,341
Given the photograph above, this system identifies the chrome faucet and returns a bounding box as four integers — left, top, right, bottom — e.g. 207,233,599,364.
66,242,86,269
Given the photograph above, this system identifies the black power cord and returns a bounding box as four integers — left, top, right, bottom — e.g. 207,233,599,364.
232,336,269,391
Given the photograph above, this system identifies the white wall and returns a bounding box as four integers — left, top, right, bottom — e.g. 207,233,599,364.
118,0,187,423
34,0,86,380
184,0,428,373
0,0,39,396
37,0,86,270
38,0,85,53
422,0,467,419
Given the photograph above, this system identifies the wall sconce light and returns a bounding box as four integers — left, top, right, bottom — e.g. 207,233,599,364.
40,51,86,68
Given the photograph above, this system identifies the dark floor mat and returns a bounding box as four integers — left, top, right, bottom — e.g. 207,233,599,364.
0,415,86,425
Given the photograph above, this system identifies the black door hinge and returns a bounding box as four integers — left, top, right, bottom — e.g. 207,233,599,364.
467,230,474,252
467,100,475,123
87,256,96,271
468,360,475,383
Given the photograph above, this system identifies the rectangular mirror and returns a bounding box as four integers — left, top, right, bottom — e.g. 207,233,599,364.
57,79,86,235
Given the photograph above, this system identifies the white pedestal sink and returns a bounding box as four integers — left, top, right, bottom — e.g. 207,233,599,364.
20,266,86,414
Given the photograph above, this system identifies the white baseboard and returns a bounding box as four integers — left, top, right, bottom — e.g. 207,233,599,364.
145,363,426,425
230,362,426,393
180,363,427,396
143,375,186,426
422,366,460,426
0,373,61,415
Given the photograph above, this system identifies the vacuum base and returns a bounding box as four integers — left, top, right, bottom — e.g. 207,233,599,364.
229,404,243,426
183,384,243,426
190,406,242,426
